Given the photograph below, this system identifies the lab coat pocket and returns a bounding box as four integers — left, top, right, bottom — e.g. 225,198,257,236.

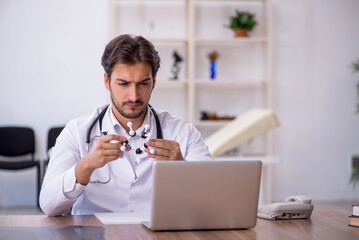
89,164,111,184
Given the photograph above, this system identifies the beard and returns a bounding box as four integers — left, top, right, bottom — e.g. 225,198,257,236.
110,94,148,119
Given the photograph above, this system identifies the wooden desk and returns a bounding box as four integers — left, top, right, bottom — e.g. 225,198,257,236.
0,210,358,240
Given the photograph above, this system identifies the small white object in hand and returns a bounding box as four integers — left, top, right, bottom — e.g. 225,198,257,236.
127,122,136,137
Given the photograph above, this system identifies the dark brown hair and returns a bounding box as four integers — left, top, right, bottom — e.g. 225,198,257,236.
101,34,160,80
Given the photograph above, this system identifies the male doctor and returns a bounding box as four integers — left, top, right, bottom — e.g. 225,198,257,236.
40,34,213,216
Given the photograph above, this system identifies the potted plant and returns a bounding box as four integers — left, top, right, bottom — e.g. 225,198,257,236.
228,10,257,37
350,59,359,187
350,59,359,113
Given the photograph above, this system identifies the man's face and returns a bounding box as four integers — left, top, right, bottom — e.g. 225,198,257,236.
104,62,155,121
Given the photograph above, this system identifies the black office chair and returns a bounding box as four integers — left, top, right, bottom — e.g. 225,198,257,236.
44,126,64,170
0,127,41,207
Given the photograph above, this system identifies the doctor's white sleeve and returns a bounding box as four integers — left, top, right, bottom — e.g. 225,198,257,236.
39,122,85,216
183,124,214,161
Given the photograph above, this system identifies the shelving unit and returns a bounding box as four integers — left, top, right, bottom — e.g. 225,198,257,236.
109,0,273,156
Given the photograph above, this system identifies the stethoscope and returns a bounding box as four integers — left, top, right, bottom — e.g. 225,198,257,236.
86,103,163,184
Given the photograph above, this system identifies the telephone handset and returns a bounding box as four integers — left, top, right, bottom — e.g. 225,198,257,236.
257,195,314,220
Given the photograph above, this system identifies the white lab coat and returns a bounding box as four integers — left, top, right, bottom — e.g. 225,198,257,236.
40,104,213,216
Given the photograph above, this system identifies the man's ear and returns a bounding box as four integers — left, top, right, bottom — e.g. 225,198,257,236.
104,73,110,91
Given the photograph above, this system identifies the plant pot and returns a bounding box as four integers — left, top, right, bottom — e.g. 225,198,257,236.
233,28,248,37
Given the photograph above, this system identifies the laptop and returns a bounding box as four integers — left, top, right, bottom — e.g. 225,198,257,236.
142,160,262,231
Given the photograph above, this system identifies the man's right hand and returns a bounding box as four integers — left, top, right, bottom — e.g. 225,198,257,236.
75,134,130,185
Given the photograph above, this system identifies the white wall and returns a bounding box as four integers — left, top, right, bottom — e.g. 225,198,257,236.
272,0,359,201
0,0,109,206
0,0,358,206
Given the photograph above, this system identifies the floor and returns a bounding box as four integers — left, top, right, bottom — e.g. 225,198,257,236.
0,201,356,215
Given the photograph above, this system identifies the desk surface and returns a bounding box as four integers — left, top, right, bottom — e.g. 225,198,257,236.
0,210,358,240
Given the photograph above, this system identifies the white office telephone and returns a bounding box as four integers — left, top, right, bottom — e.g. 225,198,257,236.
257,195,314,220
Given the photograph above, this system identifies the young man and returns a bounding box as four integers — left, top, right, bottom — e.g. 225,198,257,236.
40,34,213,216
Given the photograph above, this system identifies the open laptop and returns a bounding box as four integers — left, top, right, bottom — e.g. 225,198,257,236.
142,160,262,231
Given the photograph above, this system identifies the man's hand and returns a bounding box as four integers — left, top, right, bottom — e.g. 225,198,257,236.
144,139,184,161
75,134,130,185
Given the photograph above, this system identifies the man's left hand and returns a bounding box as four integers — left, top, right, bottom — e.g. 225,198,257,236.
144,139,184,161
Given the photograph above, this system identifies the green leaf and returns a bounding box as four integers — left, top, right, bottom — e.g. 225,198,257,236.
351,59,359,73
228,10,257,31
350,59,359,114
350,157,359,187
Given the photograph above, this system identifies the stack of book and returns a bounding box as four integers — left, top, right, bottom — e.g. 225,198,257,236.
349,205,359,228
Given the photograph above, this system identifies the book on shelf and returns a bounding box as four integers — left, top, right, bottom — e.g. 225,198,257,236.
353,205,359,217
348,205,359,228
349,215,359,228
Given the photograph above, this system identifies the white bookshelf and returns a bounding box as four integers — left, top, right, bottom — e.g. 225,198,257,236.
109,0,273,156
194,37,268,44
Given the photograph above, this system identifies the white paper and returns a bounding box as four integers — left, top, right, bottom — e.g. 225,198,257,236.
95,211,150,224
